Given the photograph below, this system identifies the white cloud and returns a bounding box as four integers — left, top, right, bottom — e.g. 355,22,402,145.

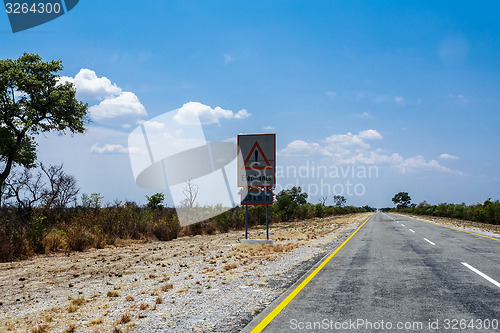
224,53,234,64
235,109,251,119
90,143,129,154
89,91,147,121
440,153,459,160
449,93,468,105
394,96,405,104
138,120,166,130
60,69,148,124
263,125,275,130
326,91,336,98
280,129,461,175
396,155,454,174
224,136,237,143
323,129,382,151
358,129,383,140
173,102,251,125
59,68,122,101
356,112,372,118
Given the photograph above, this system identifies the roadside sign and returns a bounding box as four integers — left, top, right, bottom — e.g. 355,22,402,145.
238,134,276,187
241,189,273,205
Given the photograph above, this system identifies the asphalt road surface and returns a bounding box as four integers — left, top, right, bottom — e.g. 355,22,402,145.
243,213,500,332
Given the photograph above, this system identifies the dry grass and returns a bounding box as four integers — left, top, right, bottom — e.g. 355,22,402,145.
107,291,120,297
64,324,77,333
235,243,298,260
222,263,238,271
161,283,173,291
155,296,163,304
67,304,79,313
70,296,87,306
89,317,104,325
116,312,131,325
113,328,122,333
31,325,49,333
139,302,149,310
125,295,134,302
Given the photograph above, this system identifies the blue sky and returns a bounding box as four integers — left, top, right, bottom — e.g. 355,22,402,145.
2,1,500,207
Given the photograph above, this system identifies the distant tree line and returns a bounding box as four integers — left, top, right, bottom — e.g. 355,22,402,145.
390,192,500,225
396,199,500,225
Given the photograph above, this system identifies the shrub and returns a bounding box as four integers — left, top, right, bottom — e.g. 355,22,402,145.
43,228,68,252
214,212,231,233
150,215,180,241
314,203,325,217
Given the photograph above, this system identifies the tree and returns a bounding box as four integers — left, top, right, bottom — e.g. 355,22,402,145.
40,163,79,208
0,53,88,205
181,179,199,208
333,195,347,207
82,193,104,209
275,186,308,221
4,167,46,209
392,192,412,209
146,192,165,210
276,186,308,206
4,163,79,209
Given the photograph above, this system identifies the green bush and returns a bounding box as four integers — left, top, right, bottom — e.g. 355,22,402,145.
314,203,325,217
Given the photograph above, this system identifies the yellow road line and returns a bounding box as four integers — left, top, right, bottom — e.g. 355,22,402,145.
405,215,500,242
250,214,374,333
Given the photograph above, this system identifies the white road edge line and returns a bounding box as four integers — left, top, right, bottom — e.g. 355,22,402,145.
462,262,500,289
424,238,435,245
401,223,405,226
409,229,415,233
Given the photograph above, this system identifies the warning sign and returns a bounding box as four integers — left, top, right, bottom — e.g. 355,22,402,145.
238,134,275,187
242,141,272,170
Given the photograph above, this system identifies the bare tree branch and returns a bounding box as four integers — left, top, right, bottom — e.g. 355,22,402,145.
181,178,199,208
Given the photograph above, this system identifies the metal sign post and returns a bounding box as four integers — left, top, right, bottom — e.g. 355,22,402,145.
245,205,248,239
266,205,269,240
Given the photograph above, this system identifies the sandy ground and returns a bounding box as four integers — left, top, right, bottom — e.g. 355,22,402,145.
0,213,369,333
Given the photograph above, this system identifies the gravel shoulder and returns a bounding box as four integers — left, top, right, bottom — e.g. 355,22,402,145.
0,213,369,333
395,213,500,239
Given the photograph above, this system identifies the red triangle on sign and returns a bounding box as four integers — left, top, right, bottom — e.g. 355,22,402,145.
242,141,272,170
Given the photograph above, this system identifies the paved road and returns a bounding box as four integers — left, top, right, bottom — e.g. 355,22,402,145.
244,213,500,332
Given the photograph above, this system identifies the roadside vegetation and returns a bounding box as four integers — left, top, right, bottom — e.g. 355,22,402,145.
389,192,500,225
0,184,373,262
